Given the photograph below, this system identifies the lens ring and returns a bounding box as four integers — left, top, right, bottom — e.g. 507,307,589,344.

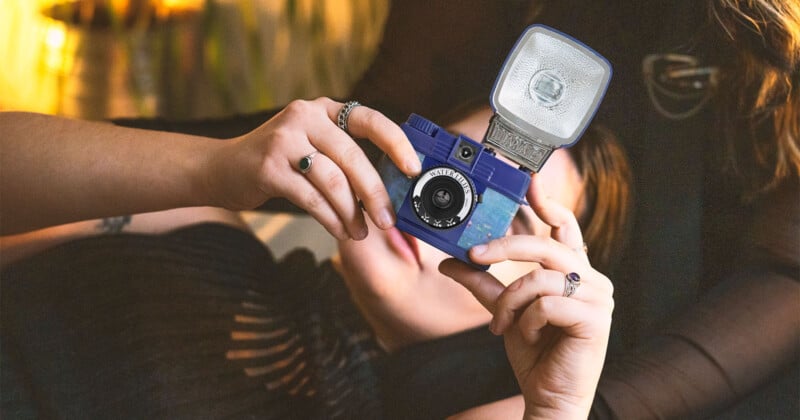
411,166,475,229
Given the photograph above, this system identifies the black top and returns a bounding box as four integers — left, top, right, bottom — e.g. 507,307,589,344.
1,224,384,419
350,1,800,418
1,224,521,419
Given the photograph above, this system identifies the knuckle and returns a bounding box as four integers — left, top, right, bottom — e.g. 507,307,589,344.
325,172,350,194
532,296,552,315
284,99,319,119
257,177,277,199
523,269,547,286
595,272,614,295
283,99,307,115
521,327,539,344
496,284,515,306
341,145,367,165
360,181,388,204
269,126,294,147
359,107,383,132
495,236,513,252
303,190,326,211
313,96,333,106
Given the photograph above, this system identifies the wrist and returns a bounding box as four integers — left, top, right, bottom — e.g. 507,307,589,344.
189,138,228,209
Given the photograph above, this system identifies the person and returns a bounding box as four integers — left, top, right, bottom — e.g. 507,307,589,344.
348,0,799,418
0,97,627,418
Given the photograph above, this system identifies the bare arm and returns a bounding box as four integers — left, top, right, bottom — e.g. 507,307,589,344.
1,99,420,236
1,111,220,235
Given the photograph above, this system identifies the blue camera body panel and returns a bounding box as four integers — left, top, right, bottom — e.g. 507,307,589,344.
378,114,531,270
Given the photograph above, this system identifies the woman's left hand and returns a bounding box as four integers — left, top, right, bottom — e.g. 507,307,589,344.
203,98,420,240
440,173,614,419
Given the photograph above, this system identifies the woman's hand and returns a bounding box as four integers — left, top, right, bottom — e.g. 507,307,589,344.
205,97,421,240
440,173,614,419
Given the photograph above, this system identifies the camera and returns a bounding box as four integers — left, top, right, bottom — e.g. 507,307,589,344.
378,25,611,269
378,114,530,269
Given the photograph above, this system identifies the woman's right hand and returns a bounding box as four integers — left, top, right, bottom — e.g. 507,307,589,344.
204,97,421,240
441,174,614,419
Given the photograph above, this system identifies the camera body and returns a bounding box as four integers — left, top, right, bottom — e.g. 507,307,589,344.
378,114,530,269
377,26,611,270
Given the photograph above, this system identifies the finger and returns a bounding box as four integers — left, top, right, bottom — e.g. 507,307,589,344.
528,173,587,260
491,269,568,335
300,100,397,230
439,258,505,314
516,296,610,344
322,98,421,176
277,170,350,241
469,235,585,274
310,127,395,231
300,152,367,240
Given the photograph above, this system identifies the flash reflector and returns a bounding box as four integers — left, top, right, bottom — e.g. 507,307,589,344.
487,25,612,171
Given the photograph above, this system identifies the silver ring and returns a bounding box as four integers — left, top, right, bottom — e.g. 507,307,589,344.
563,272,581,298
337,100,361,135
298,151,318,174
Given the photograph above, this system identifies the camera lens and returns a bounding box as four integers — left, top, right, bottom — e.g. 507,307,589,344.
432,188,453,209
422,177,462,217
411,166,475,229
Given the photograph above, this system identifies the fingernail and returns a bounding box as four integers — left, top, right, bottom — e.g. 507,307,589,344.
471,244,487,256
354,225,368,240
406,157,421,174
379,208,395,228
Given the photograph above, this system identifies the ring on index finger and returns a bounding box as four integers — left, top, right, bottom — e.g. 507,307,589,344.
337,100,361,136
563,272,581,298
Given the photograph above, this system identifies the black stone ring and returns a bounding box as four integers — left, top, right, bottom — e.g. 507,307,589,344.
298,151,319,174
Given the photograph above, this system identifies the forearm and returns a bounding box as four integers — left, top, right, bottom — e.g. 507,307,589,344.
1,112,224,234
593,272,799,419
593,180,800,418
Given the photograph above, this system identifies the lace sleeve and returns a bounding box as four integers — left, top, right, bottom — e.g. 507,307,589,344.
592,180,800,419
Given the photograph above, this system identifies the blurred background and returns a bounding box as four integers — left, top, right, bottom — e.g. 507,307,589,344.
1,0,390,258
0,0,388,119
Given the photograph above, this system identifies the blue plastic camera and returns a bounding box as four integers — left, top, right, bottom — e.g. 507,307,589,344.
377,25,612,270
378,114,531,269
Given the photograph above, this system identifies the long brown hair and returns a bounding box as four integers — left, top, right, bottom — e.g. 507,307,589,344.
569,124,633,273
708,0,800,198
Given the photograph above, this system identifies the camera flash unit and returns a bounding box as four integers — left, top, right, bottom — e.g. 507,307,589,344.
486,25,612,172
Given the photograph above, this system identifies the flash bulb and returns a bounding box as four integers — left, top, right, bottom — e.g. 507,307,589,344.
487,25,612,172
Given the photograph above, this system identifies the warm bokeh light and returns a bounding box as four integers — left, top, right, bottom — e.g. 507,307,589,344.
0,0,388,119
154,0,204,19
